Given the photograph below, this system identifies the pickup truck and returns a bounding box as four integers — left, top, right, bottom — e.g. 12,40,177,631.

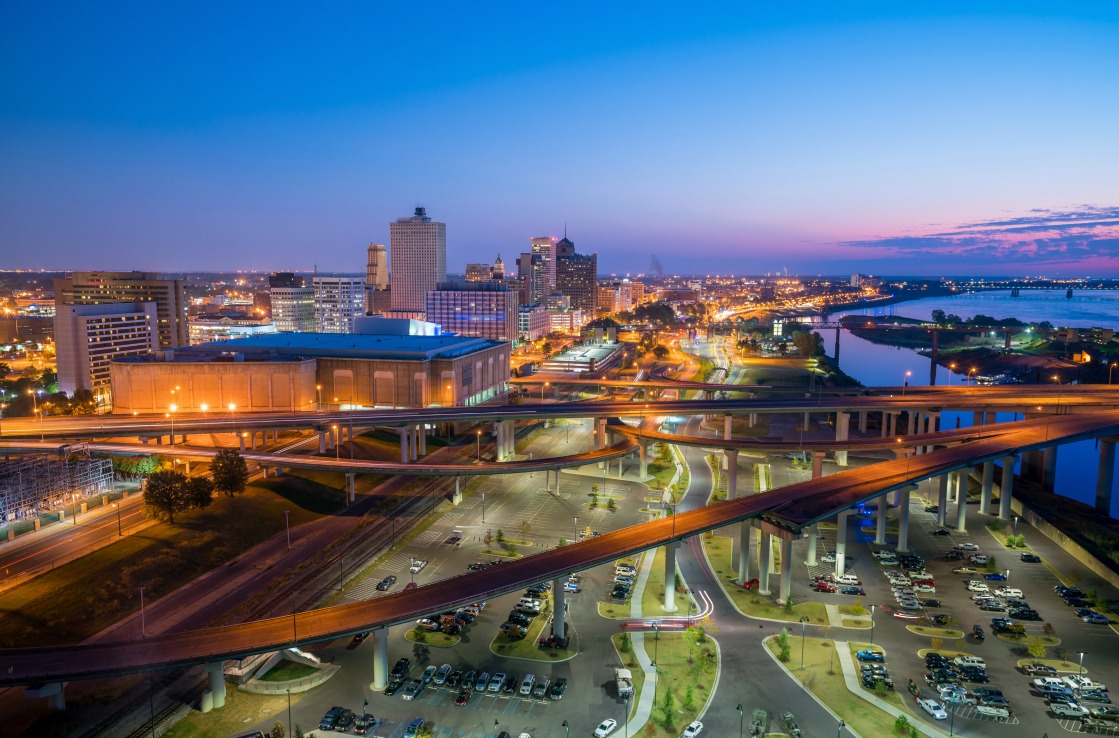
975,704,1010,719
1065,675,1108,692
1050,700,1090,717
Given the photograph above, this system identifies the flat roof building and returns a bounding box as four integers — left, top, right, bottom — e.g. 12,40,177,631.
390,207,446,314
425,281,518,342
56,302,159,403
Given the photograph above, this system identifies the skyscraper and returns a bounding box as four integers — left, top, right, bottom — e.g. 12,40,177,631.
269,273,316,332
390,207,446,314
55,271,188,349
492,253,505,280
530,237,557,293
425,281,517,342
314,276,365,333
366,243,389,314
517,252,546,307
555,237,598,316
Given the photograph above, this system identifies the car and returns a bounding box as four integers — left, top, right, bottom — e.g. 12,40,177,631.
1010,608,1041,620
862,674,895,689
814,581,837,593
839,586,866,596
476,671,491,691
1050,700,1090,717
516,603,542,615
1093,705,1119,720
1080,690,1112,704
447,670,463,688
563,582,582,593
1037,684,1076,700
1085,613,1111,624
353,714,377,736
1024,663,1058,676
420,665,437,684
969,554,989,564
955,542,980,551
467,562,488,571
960,669,990,684
404,582,417,590
931,528,952,536
616,564,637,575
462,670,477,689
917,698,948,719
455,688,472,706
944,550,964,560
924,504,939,513
980,602,1007,612
856,650,885,662
351,631,371,645
434,664,452,685
550,676,568,700
502,674,519,694
595,719,619,738
921,599,942,608
913,584,936,594
404,718,426,737
376,575,397,591
1067,597,1093,608
966,581,989,592
931,614,952,625
507,611,531,626
489,672,505,692
1056,586,1085,597
334,710,356,732
409,559,427,574
533,676,551,699
401,679,424,700
925,652,949,666
983,572,1007,581
873,549,897,559
502,623,527,639
519,674,536,695
952,566,978,574
1020,553,1042,563
319,707,345,730
681,721,703,738
383,680,403,696
835,574,861,586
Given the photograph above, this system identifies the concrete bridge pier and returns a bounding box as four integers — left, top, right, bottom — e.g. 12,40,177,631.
956,477,968,533
811,452,824,479
453,477,462,505
1042,445,1058,490
980,460,994,514
973,410,986,428
834,511,849,577
418,425,427,456
806,523,818,566
398,427,409,463
724,449,738,498
25,682,68,712
723,414,733,441
738,522,754,583
897,486,911,553
663,541,679,612
758,532,772,594
346,473,356,504
925,412,940,454
552,577,566,638
777,537,794,605
999,455,1017,519
858,410,868,434
1097,439,1117,513
372,627,389,690
875,494,888,544
239,433,247,452
205,661,227,709
906,412,916,436
639,440,648,478
318,429,327,454
936,474,949,526
835,412,849,467
749,412,757,427
495,421,505,461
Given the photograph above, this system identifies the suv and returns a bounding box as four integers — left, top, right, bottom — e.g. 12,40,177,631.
1051,700,1090,717
533,676,551,699
376,575,397,591
550,677,568,700
520,674,536,695
319,707,345,731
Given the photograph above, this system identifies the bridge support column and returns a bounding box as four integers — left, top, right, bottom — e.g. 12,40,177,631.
419,425,427,456
410,425,419,461
399,427,409,463
346,473,356,504
835,412,849,467
802,410,810,431
956,478,968,533
806,523,817,565
453,477,462,505
980,460,995,514
811,452,824,480
897,486,911,553
973,410,985,428
724,449,738,498
749,413,757,427
738,523,754,583
240,433,247,452
936,475,948,526
723,414,733,441
372,627,389,690
495,421,505,461
552,577,566,638
205,661,227,709
777,537,793,605
999,456,1016,520
1042,445,1058,490
663,542,679,612
950,471,961,503
639,440,648,478
906,412,915,436
858,410,868,434
758,533,772,594
835,511,849,577
875,495,888,544
1097,440,1117,513
506,420,516,458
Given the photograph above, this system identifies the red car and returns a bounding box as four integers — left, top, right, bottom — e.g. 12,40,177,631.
813,582,837,593
404,582,418,590
455,688,472,706
812,574,835,583
741,578,760,590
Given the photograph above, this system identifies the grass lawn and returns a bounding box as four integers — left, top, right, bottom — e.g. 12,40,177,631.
614,632,712,736
702,534,829,624
765,636,927,738
644,459,677,491
0,480,337,648
405,629,461,648
164,685,306,738
1015,657,1085,672
491,596,574,661
259,659,320,682
906,625,965,639
997,634,1060,646
916,648,974,659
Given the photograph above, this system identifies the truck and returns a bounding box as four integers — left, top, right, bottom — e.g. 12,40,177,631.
615,668,634,699
780,712,803,738
749,709,767,737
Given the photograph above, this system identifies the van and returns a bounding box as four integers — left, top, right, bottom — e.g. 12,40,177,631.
994,587,1023,598
836,574,860,586
953,656,986,669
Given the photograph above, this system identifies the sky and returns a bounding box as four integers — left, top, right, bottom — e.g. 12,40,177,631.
2,2,1118,277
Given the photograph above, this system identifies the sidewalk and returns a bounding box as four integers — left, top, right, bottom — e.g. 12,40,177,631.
833,640,949,738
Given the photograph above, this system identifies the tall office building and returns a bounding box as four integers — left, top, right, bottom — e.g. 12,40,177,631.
366,243,390,314
55,302,159,401
555,237,598,316
314,276,365,333
425,281,517,342
54,271,187,349
269,273,316,332
492,253,505,280
530,237,558,293
390,207,446,313
517,252,547,307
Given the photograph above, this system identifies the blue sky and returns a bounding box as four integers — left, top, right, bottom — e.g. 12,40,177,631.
2,2,1118,276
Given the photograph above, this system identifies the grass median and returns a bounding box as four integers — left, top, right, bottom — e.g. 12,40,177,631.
613,631,712,736
164,686,308,738
702,534,828,624
0,475,344,648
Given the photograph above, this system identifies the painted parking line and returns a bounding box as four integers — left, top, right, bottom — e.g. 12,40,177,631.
1058,717,1119,734
951,703,1020,725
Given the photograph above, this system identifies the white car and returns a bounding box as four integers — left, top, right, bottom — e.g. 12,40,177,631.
595,719,619,738
409,559,427,574
872,549,897,560
681,721,703,738
913,584,936,594
966,581,989,592
969,554,989,564
918,698,949,720
955,542,980,551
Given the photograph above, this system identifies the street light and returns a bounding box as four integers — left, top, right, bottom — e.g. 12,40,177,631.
1013,516,1019,534
837,719,845,737
799,616,809,669
112,501,122,536
1079,651,1085,675
168,403,177,446
967,367,977,385
410,556,416,584
562,721,569,738
494,719,499,738
1005,568,1011,583
948,363,956,385
476,430,482,461
316,384,322,411
901,370,912,395
736,704,744,738
284,510,291,550
1111,362,1118,385
333,425,339,459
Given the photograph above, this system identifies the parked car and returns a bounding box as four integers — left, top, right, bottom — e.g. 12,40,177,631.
409,559,427,574
595,719,619,738
455,688,472,706
922,599,942,608
952,566,979,574
550,676,568,700
856,650,885,662
944,550,964,560
489,672,505,692
319,707,345,731
983,572,1007,581
376,575,398,591
434,664,452,685
917,698,948,720
955,543,980,551
401,679,424,700
1084,613,1111,624
839,586,866,596
1023,663,1058,676
404,718,426,737
1020,553,1041,563
681,721,704,738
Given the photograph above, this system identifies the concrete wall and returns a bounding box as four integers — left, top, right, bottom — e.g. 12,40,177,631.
110,359,318,413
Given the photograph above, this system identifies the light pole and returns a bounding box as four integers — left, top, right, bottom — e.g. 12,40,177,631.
349,388,355,460
736,704,744,738
623,692,630,738
799,616,809,669
494,719,499,738
967,367,976,385
112,501,122,536
1111,362,1118,385
573,516,578,544
333,425,339,459
476,430,482,461
948,363,956,385
541,382,549,402
562,720,569,738
1013,516,1019,534
481,491,486,523
837,719,845,737
1004,568,1011,584
410,556,416,584
316,384,322,411
284,510,291,550
138,585,146,637
901,370,912,395
1079,651,1085,675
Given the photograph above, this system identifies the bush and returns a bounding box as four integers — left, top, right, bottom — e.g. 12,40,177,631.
893,715,911,734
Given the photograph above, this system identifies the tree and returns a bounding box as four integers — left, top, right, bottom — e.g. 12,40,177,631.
518,520,532,540
184,476,215,510
1027,637,1047,661
791,330,822,358
143,470,191,524
270,721,286,738
70,389,98,415
412,643,430,665
931,309,947,324
541,342,554,357
210,448,249,496
652,344,669,359
0,362,11,381
660,690,676,729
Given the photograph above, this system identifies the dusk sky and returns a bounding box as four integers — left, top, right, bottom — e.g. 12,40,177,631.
2,3,1118,276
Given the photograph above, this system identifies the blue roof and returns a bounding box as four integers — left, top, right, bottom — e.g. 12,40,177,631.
191,332,505,360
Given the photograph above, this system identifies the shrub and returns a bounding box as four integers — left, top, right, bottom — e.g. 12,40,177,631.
893,715,911,734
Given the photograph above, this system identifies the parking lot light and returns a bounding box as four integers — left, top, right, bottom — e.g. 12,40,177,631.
1079,651,1085,675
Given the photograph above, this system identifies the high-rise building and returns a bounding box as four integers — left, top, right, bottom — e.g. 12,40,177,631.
55,302,159,402
555,237,598,317
530,237,557,293
390,207,446,313
269,273,315,332
465,263,494,282
366,243,390,314
492,253,505,280
54,271,188,349
425,281,517,342
314,276,365,334
518,305,551,342
517,252,547,306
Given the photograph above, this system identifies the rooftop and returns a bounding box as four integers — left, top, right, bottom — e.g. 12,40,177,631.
189,332,505,360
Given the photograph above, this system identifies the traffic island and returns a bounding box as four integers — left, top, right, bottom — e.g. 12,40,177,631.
405,629,460,648
1015,657,1085,672
612,631,713,737
906,625,966,639
491,597,574,661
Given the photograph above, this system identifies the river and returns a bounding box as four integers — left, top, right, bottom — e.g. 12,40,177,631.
815,289,1119,515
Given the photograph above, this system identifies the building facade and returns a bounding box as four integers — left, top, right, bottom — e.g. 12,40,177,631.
269,274,316,333
390,207,446,313
54,271,187,349
366,243,389,314
518,304,551,341
517,252,546,307
465,263,494,282
530,237,557,293
425,281,518,342
314,276,365,334
555,238,598,317
55,302,159,402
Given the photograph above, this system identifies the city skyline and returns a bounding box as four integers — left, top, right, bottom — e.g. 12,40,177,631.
2,4,1118,275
